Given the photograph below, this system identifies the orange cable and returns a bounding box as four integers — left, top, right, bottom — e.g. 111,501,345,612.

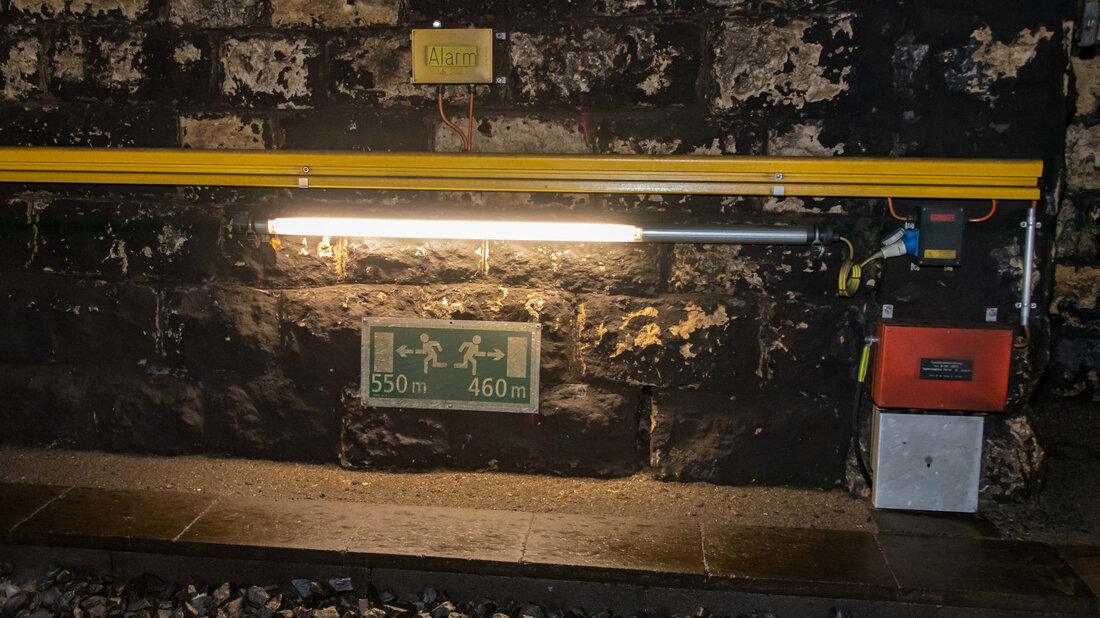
969,199,997,222
887,197,905,221
466,92,474,152
437,90,468,150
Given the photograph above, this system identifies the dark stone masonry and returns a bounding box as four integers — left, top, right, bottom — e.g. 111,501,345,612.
0,0,1095,498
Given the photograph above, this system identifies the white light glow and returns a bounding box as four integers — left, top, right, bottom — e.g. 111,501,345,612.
267,217,642,243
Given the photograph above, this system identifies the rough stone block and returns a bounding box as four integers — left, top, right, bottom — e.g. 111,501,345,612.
593,0,683,16
68,0,149,19
48,28,207,103
650,388,847,487
1051,265,1100,328
205,369,337,462
0,193,35,270
575,293,761,388
340,382,643,476
7,0,149,19
220,36,317,109
144,32,216,103
768,121,848,156
164,285,283,373
0,364,97,447
752,295,863,400
0,103,178,147
1054,190,1100,262
91,31,147,95
668,244,768,294
1031,400,1100,457
1072,55,1100,119
280,110,432,150
47,29,85,96
1067,123,1100,190
710,15,854,110
940,25,1055,101
94,368,205,453
981,414,1044,502
279,284,577,386
0,273,159,364
509,24,700,108
0,364,203,452
181,114,272,149
434,115,590,153
1,36,41,101
168,0,263,28
271,0,398,27
329,33,424,106
232,234,481,288
490,241,664,296
6,0,67,18
594,114,762,155
27,196,221,281
1044,334,1100,401
403,0,581,20
671,242,850,298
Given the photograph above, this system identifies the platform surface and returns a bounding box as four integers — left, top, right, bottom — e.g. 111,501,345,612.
1,482,1097,616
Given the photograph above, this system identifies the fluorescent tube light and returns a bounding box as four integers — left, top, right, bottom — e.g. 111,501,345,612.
233,214,836,246
264,217,643,243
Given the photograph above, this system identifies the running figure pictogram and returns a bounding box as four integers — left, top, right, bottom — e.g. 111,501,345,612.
417,333,446,373
455,335,483,375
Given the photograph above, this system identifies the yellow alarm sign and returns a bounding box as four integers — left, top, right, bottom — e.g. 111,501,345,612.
411,29,494,84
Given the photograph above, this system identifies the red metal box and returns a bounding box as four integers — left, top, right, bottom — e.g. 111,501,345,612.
870,319,1013,412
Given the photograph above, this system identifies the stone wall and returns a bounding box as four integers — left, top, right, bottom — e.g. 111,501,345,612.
0,0,1079,492
1034,36,1100,463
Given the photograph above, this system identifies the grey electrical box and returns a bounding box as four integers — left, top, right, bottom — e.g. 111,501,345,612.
871,409,984,513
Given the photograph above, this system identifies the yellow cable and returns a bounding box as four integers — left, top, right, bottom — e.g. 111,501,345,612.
837,237,861,297
837,238,882,297
858,342,872,383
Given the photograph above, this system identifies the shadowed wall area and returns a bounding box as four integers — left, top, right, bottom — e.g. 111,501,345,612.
0,0,1095,500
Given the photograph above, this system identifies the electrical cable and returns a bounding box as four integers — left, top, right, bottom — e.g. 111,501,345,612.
887,197,905,221
891,196,998,223
837,237,862,297
466,91,474,152
969,199,997,222
836,237,879,297
437,89,470,151
852,339,874,489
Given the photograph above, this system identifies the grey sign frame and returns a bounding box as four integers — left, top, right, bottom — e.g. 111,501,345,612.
361,317,542,414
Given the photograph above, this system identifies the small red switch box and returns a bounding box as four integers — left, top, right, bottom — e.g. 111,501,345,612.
871,319,1013,412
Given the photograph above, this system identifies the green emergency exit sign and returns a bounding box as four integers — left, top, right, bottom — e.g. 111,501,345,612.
361,318,541,414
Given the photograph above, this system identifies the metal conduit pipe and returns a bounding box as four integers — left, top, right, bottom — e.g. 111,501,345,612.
1018,202,1038,334
638,225,836,245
